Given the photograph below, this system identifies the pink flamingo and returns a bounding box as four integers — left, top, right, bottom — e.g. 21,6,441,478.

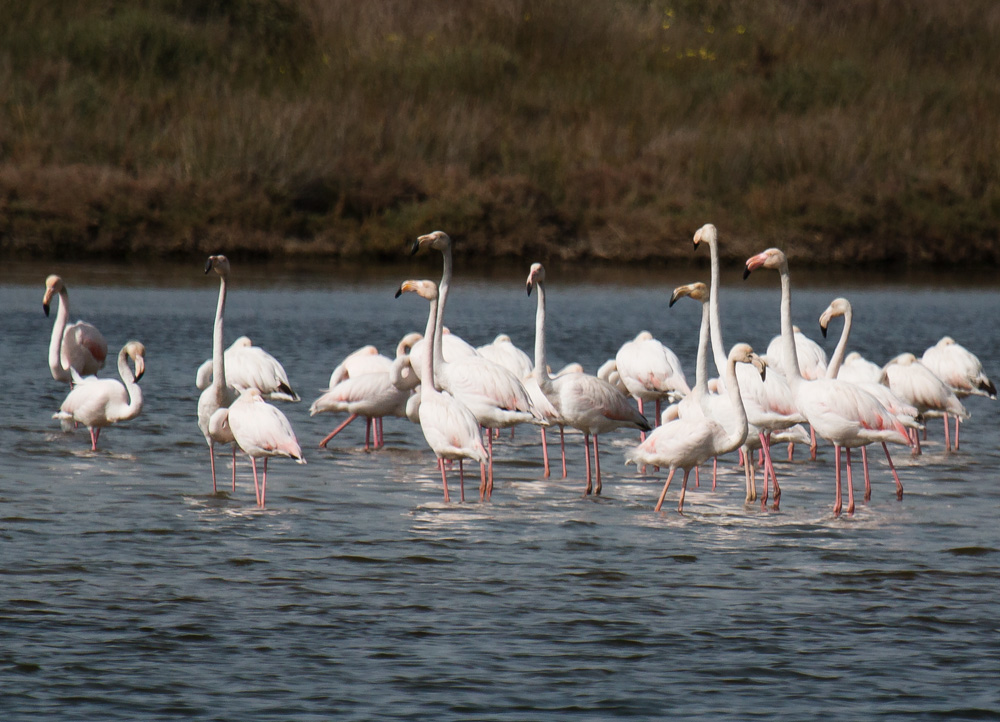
195,337,299,402
615,330,690,436
54,341,145,450
198,255,239,494
744,248,910,515
882,352,968,454
227,388,305,508
396,279,488,502
526,262,651,496
626,343,765,512
921,336,995,450
43,274,108,384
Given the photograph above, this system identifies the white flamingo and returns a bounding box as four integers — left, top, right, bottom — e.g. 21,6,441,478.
476,334,534,379
527,262,650,495
54,341,145,450
882,352,968,454
197,255,239,494
744,247,910,515
819,297,916,501
195,337,299,402
228,388,305,508
43,274,108,384
837,351,885,386
626,343,765,512
396,279,488,502
767,325,827,459
921,336,996,450
615,330,690,435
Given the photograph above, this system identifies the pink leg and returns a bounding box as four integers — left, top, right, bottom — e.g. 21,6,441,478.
654,467,677,512
480,462,487,500
458,459,465,503
250,456,261,507
583,433,593,495
260,457,268,508
834,445,843,516
89,427,100,451
712,457,718,490
954,416,961,451
364,417,372,451
910,428,922,455
560,426,567,478
541,427,550,478
319,413,359,448
678,468,691,512
594,435,602,495
655,399,662,428
809,425,817,461
438,458,450,502
845,447,855,515
209,444,218,494
787,441,794,462
637,399,646,441
760,432,780,505
861,446,872,501
694,465,700,488
882,442,904,499
486,429,494,499
943,413,951,452
231,445,237,493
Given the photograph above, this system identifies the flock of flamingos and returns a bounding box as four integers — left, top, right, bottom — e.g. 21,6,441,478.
43,225,996,516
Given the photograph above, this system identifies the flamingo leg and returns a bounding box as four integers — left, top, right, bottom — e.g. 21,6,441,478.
910,428,922,456
231,444,237,493
560,426,567,478
861,445,872,501
438,458,450,502
541,427,550,478
712,457,718,490
89,427,100,451
787,441,794,462
834,445,843,516
809,425,818,461
583,433,593,496
487,429,494,499
209,444,218,494
364,417,372,451
763,432,780,506
250,456,261,507
943,413,951,452
845,447,855,515
319,413,359,448
654,467,677,512
479,462,487,501
882,442,904,499
678,468,691,513
459,459,465,503
260,457,268,508
637,399,646,441
655,399,662,427
594,434,602,495
694,465,700,488
954,416,961,451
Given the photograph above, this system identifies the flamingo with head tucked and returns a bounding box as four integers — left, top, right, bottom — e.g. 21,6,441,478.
921,336,995,450
195,337,299,402
881,352,968,454
43,275,108,384
54,341,145,450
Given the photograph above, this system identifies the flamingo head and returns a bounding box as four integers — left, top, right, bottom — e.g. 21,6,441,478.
729,342,766,381
396,331,423,357
124,340,146,382
526,262,546,295
395,279,437,301
743,248,787,279
410,230,451,255
205,254,230,277
937,336,956,347
818,297,852,338
692,223,717,251
230,336,253,349
669,282,708,307
42,274,65,316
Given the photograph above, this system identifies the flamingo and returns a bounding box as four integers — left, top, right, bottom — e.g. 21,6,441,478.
527,262,651,495
310,335,420,450
767,325,827,459
396,279,488,502
227,388,305,508
921,336,996,450
476,334,534,380
43,274,108,384
837,351,885,386
626,343,766,512
693,224,803,505
819,297,917,501
881,352,968,454
197,255,239,494
744,247,910,515
411,231,545,497
195,336,299,402
615,330,690,435
54,341,145,450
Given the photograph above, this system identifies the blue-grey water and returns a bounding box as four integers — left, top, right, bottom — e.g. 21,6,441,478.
2,261,998,721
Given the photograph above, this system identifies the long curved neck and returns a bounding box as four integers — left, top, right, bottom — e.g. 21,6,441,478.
532,282,552,386
433,245,453,370
48,288,71,381
117,350,144,421
421,295,440,397
707,237,728,378
212,275,228,401
694,301,710,397
779,261,803,386
826,307,852,379
723,353,749,448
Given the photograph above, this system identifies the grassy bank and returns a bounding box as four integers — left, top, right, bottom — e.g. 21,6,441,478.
2,0,999,265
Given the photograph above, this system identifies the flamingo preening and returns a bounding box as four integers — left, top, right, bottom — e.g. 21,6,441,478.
43,274,108,384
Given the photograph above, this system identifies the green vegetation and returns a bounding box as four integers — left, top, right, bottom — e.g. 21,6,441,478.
2,0,999,265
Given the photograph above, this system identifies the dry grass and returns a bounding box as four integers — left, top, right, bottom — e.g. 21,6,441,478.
2,0,1000,265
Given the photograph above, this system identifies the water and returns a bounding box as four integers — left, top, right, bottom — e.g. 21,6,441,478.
2,262,999,721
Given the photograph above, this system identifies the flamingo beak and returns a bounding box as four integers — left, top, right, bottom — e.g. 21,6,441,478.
43,302,50,317
526,280,534,296
394,285,404,298
133,355,145,382
204,258,213,274
668,289,683,307
408,238,421,255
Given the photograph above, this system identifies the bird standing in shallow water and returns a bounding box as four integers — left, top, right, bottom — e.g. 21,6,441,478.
43,274,108,384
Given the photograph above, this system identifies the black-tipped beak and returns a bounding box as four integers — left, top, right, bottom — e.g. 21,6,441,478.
668,292,680,308
408,239,421,256
394,285,404,298
526,282,533,296
742,266,752,280
760,366,766,381
820,324,828,338
43,303,50,317
204,258,213,274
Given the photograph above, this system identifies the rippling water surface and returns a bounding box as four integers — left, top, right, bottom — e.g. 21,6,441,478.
2,261,999,721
